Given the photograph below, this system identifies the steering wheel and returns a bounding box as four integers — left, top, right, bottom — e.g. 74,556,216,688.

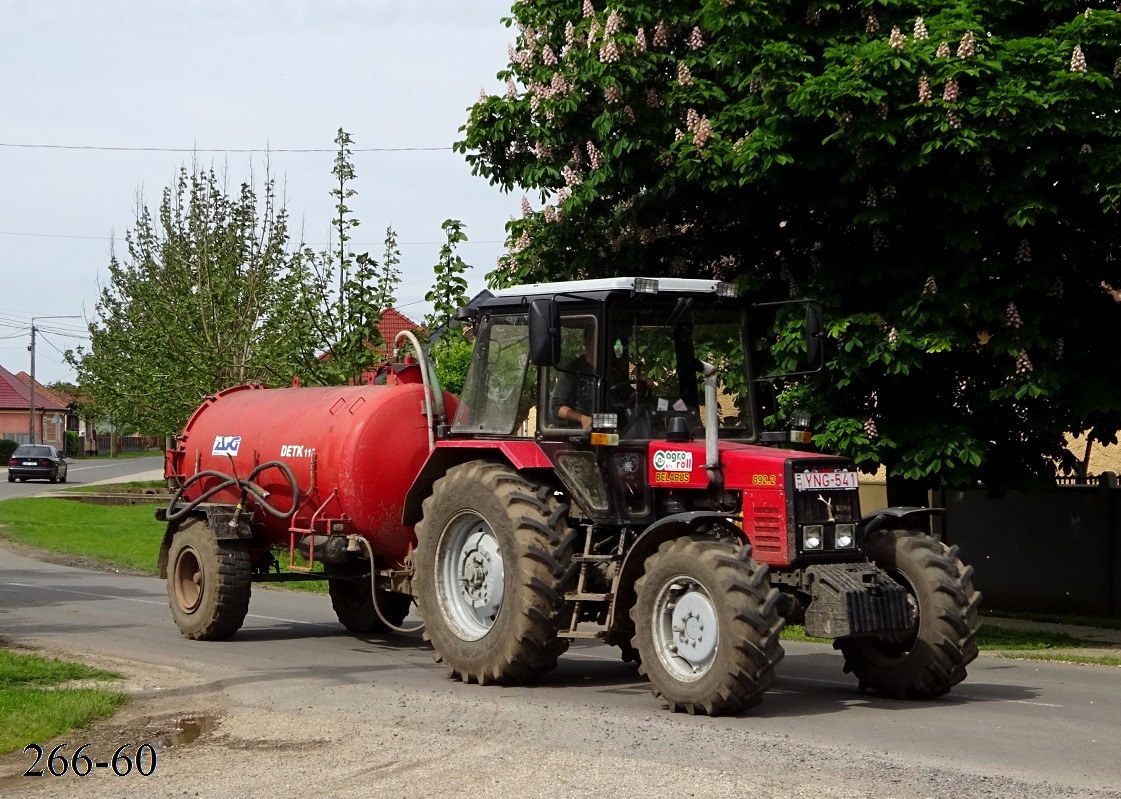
609,381,639,408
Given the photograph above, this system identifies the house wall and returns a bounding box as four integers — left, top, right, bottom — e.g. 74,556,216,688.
0,409,65,449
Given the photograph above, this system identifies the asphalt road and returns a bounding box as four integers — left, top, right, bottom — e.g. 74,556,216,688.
0,456,164,501
0,547,1118,798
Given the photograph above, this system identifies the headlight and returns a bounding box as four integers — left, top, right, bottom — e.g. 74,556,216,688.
802,525,823,550
835,524,856,549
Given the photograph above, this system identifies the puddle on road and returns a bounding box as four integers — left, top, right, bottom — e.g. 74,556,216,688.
143,714,218,748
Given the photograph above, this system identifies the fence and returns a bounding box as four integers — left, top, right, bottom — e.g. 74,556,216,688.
939,473,1121,617
93,435,161,454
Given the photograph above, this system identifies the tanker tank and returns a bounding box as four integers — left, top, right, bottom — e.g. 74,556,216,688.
167,378,457,563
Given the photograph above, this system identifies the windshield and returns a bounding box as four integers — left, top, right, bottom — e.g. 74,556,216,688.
14,446,53,457
607,302,755,440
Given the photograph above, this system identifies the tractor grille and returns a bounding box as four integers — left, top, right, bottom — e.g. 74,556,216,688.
794,489,861,525
750,503,785,553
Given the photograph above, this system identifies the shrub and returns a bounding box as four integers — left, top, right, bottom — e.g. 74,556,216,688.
0,439,18,462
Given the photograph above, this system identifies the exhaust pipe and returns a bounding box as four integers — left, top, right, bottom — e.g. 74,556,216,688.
697,360,723,489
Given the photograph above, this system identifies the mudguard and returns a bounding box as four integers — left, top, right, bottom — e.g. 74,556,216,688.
860,506,944,535
608,511,744,635
402,440,553,526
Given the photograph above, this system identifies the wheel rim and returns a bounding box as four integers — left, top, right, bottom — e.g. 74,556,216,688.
653,575,719,682
435,511,505,641
173,546,204,614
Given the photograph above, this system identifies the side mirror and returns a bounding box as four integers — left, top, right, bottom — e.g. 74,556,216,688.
805,303,824,370
528,299,560,366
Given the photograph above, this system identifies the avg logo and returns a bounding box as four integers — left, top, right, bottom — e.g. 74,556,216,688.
212,435,242,456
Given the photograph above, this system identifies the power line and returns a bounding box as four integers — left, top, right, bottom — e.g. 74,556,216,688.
0,229,503,246
0,317,87,337
0,230,108,241
37,328,88,339
36,331,71,359
0,142,453,153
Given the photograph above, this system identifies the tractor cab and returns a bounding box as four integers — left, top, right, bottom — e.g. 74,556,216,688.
446,277,820,526
452,277,766,442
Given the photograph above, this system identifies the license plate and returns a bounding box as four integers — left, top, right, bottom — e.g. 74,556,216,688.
22,461,36,466
794,470,858,491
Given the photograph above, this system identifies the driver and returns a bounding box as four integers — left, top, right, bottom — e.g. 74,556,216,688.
551,326,596,430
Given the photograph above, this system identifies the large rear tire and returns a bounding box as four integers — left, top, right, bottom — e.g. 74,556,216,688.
167,518,251,640
632,536,784,716
414,461,575,685
837,528,981,698
327,562,411,634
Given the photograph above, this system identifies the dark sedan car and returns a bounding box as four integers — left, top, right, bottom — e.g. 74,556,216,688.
7,445,68,483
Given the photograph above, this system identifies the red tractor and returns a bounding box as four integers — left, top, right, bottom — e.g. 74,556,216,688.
159,277,980,715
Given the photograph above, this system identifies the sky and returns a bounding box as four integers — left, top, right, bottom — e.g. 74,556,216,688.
0,0,521,385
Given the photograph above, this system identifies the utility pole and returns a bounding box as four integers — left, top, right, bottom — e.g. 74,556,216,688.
28,315,82,446
28,324,36,443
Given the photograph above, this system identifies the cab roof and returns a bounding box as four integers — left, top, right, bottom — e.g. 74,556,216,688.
490,277,729,297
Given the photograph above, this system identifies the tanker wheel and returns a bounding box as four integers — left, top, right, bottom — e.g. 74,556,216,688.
631,536,785,716
414,460,575,685
327,562,411,634
837,528,981,699
166,518,251,641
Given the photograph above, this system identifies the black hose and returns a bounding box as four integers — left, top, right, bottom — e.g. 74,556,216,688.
165,460,300,524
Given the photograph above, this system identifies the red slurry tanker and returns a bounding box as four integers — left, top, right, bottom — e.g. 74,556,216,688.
159,278,980,715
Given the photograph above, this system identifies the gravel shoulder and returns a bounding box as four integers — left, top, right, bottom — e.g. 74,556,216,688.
2,638,1118,799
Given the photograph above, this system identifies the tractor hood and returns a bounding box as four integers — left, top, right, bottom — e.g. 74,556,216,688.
646,439,855,492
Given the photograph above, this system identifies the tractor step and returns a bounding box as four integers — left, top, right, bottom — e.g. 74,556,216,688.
558,629,606,640
565,591,612,602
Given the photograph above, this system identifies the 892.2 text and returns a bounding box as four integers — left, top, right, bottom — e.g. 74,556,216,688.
24,743,158,777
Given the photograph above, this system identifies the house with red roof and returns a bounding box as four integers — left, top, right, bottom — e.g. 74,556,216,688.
0,364,70,449
374,308,424,356
315,308,426,378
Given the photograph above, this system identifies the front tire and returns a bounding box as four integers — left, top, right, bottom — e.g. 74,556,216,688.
632,536,785,716
837,529,981,699
167,518,251,640
414,461,575,685
327,562,411,634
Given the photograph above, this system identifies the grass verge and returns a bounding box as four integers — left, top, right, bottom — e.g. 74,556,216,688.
0,499,159,573
0,497,327,591
781,622,1120,665
0,649,125,755
982,609,1121,631
992,652,1121,667
69,451,162,460
58,480,167,494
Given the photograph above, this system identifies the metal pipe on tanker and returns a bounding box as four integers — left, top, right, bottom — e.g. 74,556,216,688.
395,329,441,450
396,328,446,420
351,534,425,634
